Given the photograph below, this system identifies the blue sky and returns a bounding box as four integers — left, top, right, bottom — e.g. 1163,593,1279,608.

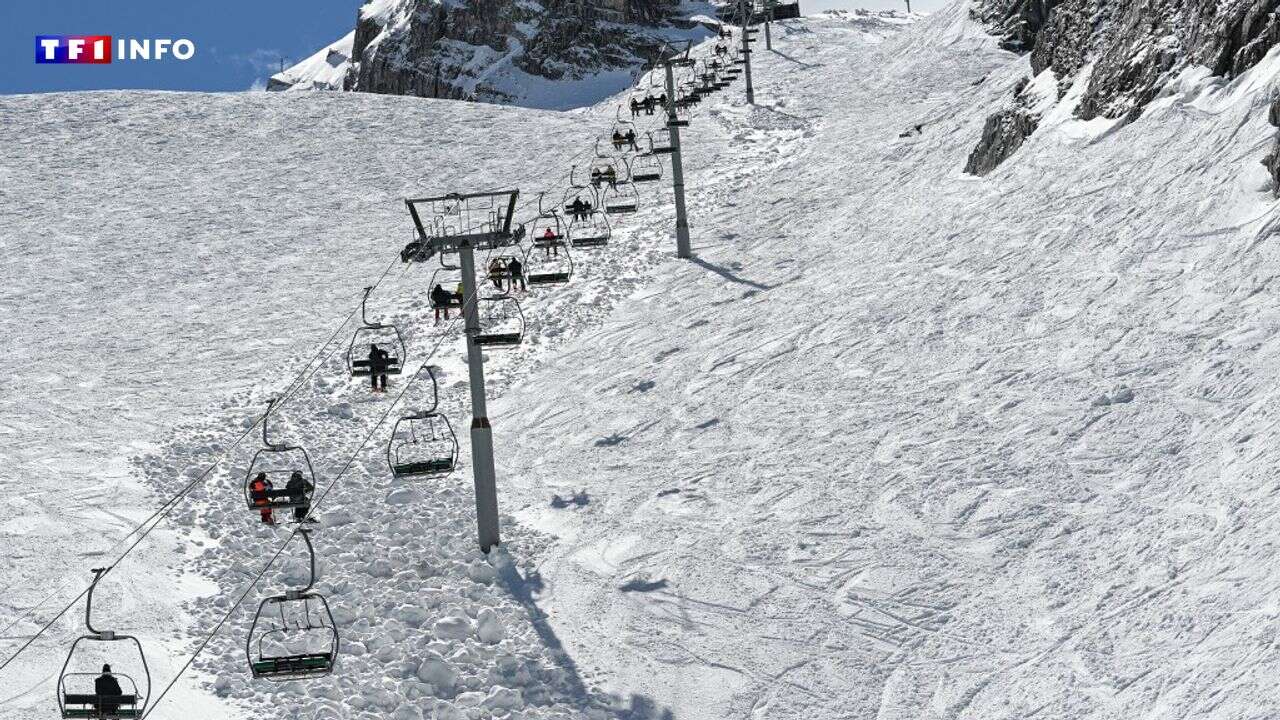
2,0,946,94
1,1,359,94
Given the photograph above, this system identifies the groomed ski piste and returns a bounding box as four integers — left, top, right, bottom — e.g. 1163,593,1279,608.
6,2,1280,718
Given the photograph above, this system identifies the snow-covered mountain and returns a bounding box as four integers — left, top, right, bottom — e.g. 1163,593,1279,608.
268,0,720,109
9,3,1280,719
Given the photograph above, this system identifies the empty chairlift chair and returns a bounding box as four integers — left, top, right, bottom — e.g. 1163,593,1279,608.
646,128,675,156
473,295,525,346
628,155,663,183
243,399,318,518
246,529,338,681
58,568,150,720
602,182,639,215
347,286,406,379
387,412,459,478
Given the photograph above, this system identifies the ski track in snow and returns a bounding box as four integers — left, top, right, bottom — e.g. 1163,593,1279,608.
7,3,1280,719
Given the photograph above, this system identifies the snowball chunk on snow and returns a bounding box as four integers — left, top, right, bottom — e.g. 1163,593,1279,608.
416,653,460,690
476,607,506,644
482,687,524,711
433,614,473,640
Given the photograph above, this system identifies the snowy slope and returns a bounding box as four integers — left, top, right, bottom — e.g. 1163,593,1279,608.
268,32,355,91
7,3,1280,720
498,7,1280,720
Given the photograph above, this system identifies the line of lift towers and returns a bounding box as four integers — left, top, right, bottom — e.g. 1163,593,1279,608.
37,6,769,719
449,1,764,554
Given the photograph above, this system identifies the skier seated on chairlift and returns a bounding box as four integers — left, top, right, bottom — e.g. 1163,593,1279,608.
431,283,453,323
630,98,642,117
612,130,627,150
567,197,592,221
642,96,656,115
541,227,560,257
250,472,275,524
488,257,508,292
454,282,466,305
366,343,390,393
591,166,617,188
508,257,526,292
624,129,639,151
95,664,124,715
286,470,315,523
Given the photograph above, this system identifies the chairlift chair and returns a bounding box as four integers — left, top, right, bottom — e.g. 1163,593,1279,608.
384,364,453,478
522,239,573,285
530,211,566,253
347,286,406,378
602,182,639,215
58,569,150,719
588,159,620,189
428,268,465,311
387,412,459,478
483,254,524,293
247,529,338,681
243,399,318,514
473,295,526,347
646,128,675,155
568,210,611,248
628,155,663,183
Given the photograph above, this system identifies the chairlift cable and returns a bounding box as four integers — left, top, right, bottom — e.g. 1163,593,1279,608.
0,256,404,673
143,296,477,716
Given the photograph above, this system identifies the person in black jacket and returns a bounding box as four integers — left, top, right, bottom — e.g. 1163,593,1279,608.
286,470,315,523
95,664,124,715
431,284,453,323
366,343,389,392
508,257,526,292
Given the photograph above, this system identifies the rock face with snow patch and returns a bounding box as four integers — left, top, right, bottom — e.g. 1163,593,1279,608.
977,0,1280,120
274,0,699,109
965,77,1041,176
1264,95,1280,196
968,0,1280,171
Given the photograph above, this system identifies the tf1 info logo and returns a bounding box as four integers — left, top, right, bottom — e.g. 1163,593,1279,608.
35,36,196,64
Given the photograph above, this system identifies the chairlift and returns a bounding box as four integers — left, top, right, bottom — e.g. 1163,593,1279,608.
346,286,405,379
628,155,663,183
522,237,573,285
646,128,675,155
474,295,525,347
399,229,433,264
588,159,620,189
602,182,639,215
568,210,611,248
528,194,567,254
483,254,525,293
58,568,150,719
246,529,338,681
244,399,317,516
428,268,465,311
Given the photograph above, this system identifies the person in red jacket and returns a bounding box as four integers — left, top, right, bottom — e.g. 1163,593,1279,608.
249,472,274,524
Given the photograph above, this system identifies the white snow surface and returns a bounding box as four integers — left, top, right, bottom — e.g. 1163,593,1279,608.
6,4,1280,720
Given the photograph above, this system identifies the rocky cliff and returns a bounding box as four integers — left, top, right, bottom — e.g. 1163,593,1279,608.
271,0,713,110
966,0,1280,174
